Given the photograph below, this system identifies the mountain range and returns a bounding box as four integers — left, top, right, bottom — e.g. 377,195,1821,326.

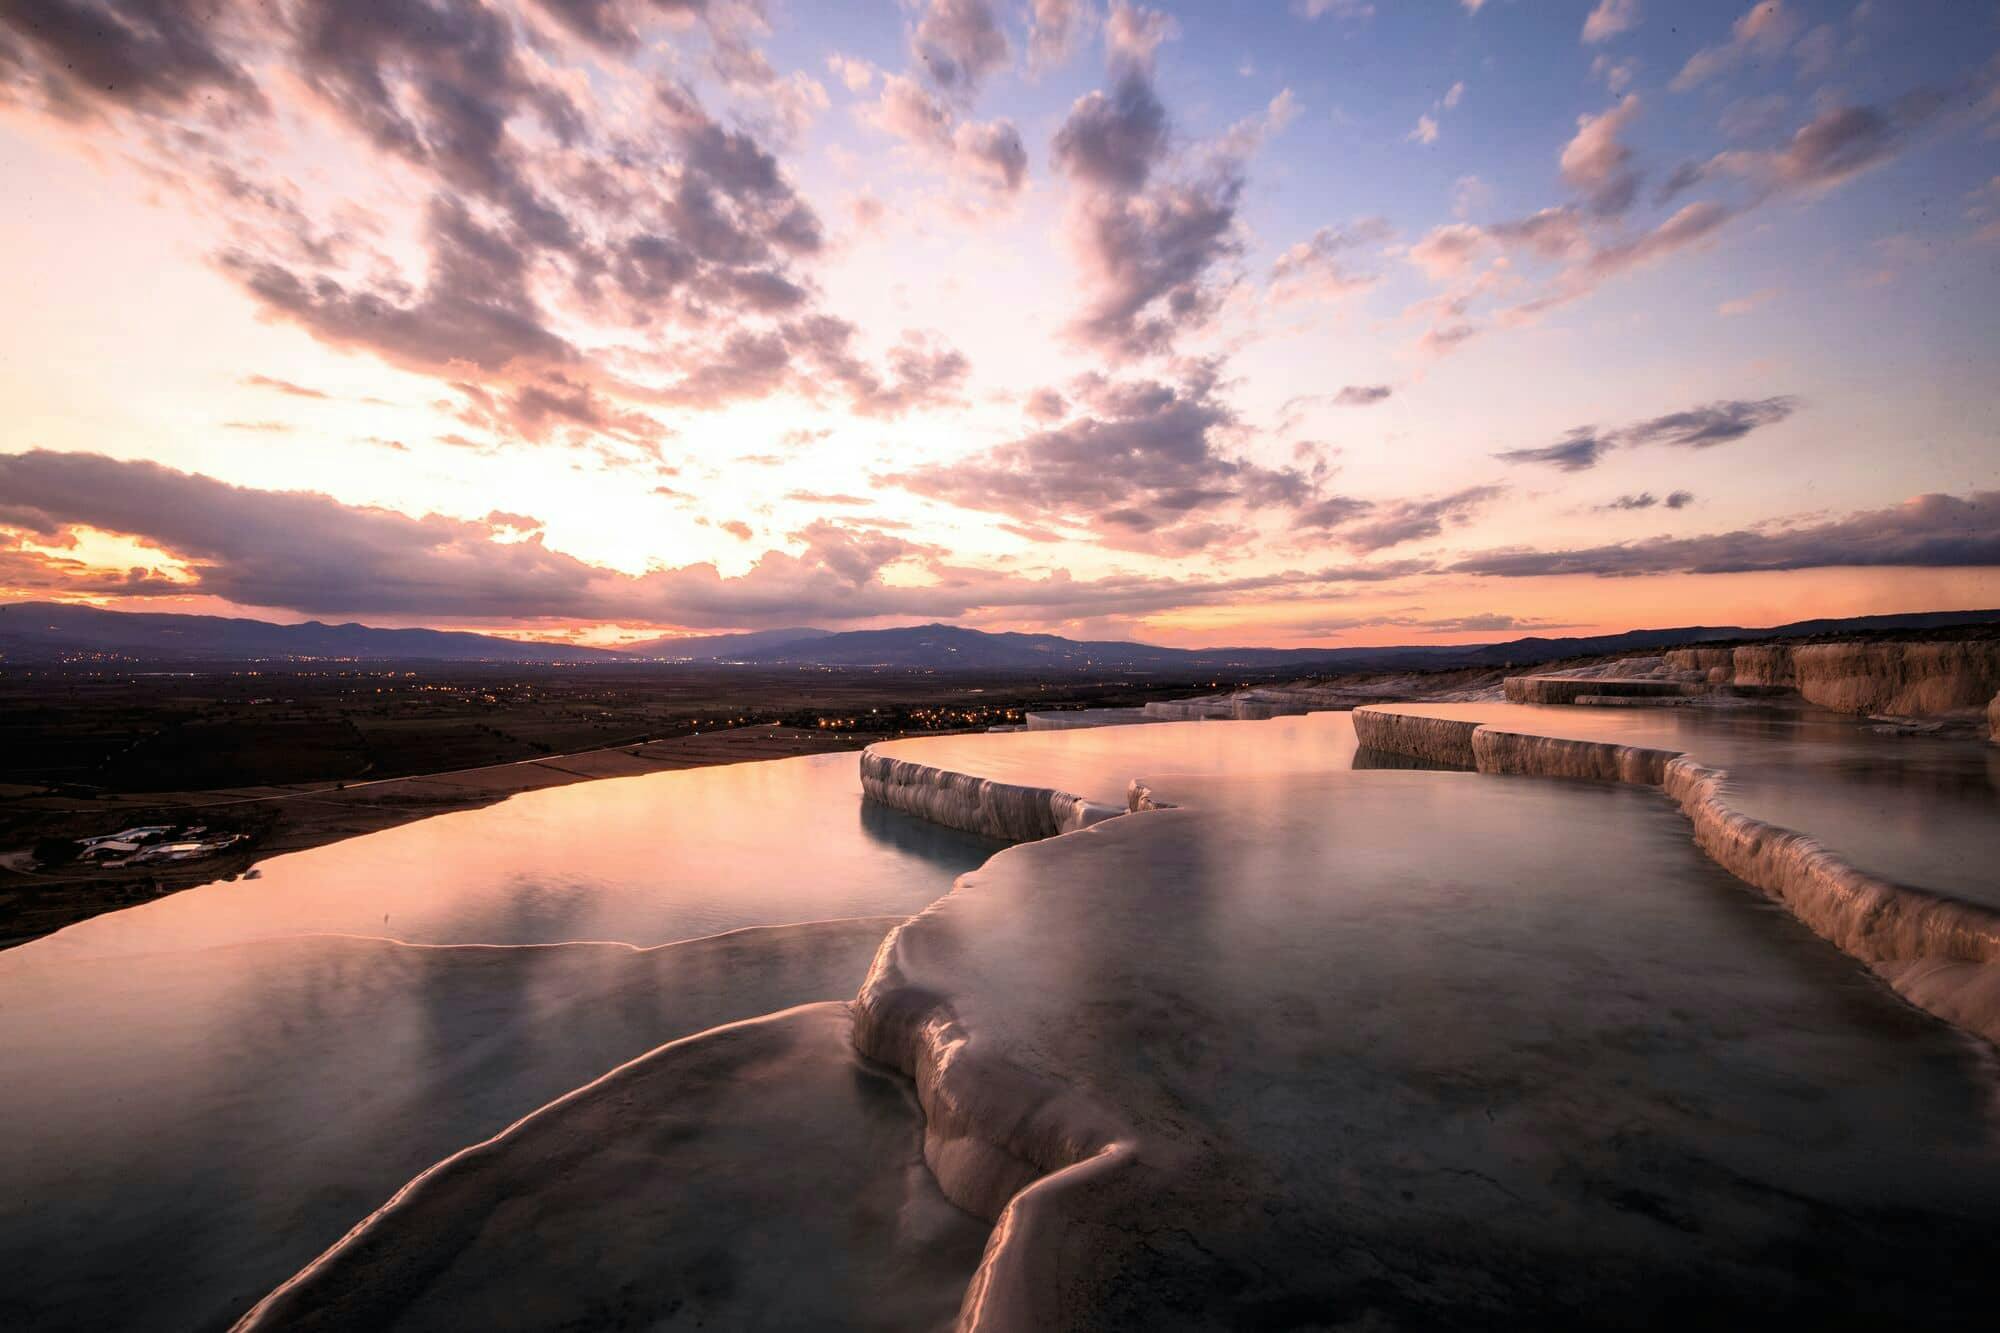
5,601,1997,673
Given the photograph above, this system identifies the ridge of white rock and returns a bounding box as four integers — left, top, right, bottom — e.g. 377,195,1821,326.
859,749,1123,842
1354,704,2000,1046
1662,639,2000,720
857,776,2000,1329
233,1002,990,1332
1141,672,1506,721
853,884,1135,1226
1022,708,1152,730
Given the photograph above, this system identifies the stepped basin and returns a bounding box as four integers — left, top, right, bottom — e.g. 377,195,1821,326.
1365,702,2000,907
0,755,996,1332
857,772,2000,1328
871,711,1367,811
236,1003,990,1333
32,753,998,961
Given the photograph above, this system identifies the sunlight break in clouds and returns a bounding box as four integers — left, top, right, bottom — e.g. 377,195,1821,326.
0,0,1994,646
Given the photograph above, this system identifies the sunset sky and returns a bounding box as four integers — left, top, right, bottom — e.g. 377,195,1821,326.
2,0,1996,648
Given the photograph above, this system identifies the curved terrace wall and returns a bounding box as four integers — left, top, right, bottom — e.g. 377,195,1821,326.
1662,640,2000,718
1352,704,2000,1048
858,749,1122,843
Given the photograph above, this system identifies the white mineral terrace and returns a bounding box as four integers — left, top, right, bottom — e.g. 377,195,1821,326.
5,699,1998,1329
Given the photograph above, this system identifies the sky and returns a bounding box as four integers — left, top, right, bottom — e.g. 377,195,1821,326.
0,0,1996,649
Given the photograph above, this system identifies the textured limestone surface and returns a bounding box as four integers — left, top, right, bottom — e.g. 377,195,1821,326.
1023,708,1154,730
870,711,1363,814
1355,701,2000,1049
1358,701,2000,908
238,1003,990,1332
856,775,2000,1329
0,921,905,1333
0,752,999,1333
1660,640,2000,719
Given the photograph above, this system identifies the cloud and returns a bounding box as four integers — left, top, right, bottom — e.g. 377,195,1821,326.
911,0,1011,99
827,53,876,93
1719,93,1790,143
1703,96,1942,196
1024,387,1069,420
1028,0,1091,72
1582,0,1641,45
862,73,1027,194
884,364,1322,553
242,374,331,400
1621,396,1798,448
1592,54,1637,94
787,491,875,506
1408,114,1438,146
1294,1,1375,21
1268,218,1390,303
1407,223,1486,281
1497,397,1796,472
1320,482,1504,548
0,0,263,120
1051,65,1169,192
485,509,542,533
2,3,989,456
1672,1,1802,92
1334,385,1393,406
0,450,1436,629
1454,491,2000,578
1106,1,1176,69
1052,47,1249,359
1420,613,1569,633
1598,490,1695,511
1496,430,1613,472
1560,95,1643,216
1293,495,1375,530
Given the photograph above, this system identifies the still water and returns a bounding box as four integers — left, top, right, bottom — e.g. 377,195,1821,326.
878,770,2000,1321
4,711,1995,1329
873,710,1367,807
1379,701,2000,906
0,754,997,1332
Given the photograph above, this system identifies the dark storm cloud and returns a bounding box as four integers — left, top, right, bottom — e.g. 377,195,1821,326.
1452,492,2000,578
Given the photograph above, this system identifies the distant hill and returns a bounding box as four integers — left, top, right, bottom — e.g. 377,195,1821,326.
0,602,625,664
5,601,1997,671
622,627,833,659
716,611,2000,672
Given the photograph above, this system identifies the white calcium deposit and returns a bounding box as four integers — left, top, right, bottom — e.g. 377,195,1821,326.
1353,703,2000,1048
